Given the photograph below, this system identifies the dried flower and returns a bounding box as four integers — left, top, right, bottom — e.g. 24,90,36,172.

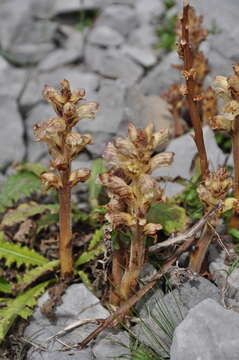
34,79,99,279
100,122,173,304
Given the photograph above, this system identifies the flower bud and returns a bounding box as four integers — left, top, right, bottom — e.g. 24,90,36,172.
40,172,62,189
69,168,90,187
149,152,174,172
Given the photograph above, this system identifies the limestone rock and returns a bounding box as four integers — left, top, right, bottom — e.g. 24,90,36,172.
20,68,99,109
85,46,143,87
170,299,239,360
88,25,124,47
0,96,25,168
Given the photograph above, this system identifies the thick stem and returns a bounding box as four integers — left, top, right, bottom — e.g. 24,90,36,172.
120,225,145,302
59,166,73,279
181,2,209,179
189,224,213,273
110,248,124,306
232,116,239,200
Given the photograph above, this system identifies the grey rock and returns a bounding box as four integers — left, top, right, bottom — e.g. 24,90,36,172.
128,25,158,48
20,68,99,109
92,331,130,359
153,126,226,180
85,46,143,87
0,66,26,100
0,56,9,71
0,96,25,169
170,299,239,360
25,284,109,358
0,0,33,49
53,0,99,15
79,79,126,133
120,86,174,135
58,25,84,51
88,25,124,47
38,48,82,71
7,20,58,65
8,43,55,66
27,349,92,360
161,182,186,198
121,45,157,68
78,79,126,157
85,132,113,158
140,51,181,95
96,5,138,37
135,0,165,25
134,275,220,356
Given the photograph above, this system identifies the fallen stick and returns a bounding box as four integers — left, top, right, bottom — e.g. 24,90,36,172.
149,202,222,252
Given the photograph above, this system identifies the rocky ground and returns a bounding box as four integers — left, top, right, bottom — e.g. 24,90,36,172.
1,0,239,359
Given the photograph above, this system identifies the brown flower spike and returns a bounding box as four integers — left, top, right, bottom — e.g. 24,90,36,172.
211,65,239,199
99,122,174,305
33,80,98,279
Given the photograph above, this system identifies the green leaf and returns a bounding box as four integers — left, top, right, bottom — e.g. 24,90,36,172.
75,244,105,266
36,213,59,234
18,260,59,286
15,162,47,177
147,202,188,234
0,171,41,213
88,227,104,250
0,277,11,294
1,202,59,227
86,158,106,209
78,270,94,291
0,281,50,342
228,228,239,242
0,232,48,267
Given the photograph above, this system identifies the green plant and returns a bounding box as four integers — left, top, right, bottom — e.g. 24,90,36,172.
0,163,47,214
33,80,98,279
156,15,177,51
99,123,173,305
75,9,98,32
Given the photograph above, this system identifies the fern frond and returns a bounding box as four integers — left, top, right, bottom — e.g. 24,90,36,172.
0,281,51,342
18,260,59,286
15,162,47,177
0,232,48,268
1,202,59,227
88,227,104,250
75,244,105,266
0,171,41,213
0,277,11,294
77,270,94,291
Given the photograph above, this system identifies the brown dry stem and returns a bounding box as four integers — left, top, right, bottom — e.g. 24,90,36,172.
180,1,209,178
232,116,239,200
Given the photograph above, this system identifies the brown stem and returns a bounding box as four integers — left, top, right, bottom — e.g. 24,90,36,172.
59,165,73,279
189,224,213,273
110,248,124,306
181,2,209,179
232,116,239,200
120,225,145,302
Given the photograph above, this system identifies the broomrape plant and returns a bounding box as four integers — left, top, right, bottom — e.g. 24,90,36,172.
33,80,98,279
98,123,174,305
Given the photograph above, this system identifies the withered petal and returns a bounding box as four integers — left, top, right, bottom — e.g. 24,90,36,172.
149,152,174,172
69,168,91,187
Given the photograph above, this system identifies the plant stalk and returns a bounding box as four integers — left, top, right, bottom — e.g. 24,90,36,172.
181,2,209,179
232,116,239,200
120,225,145,302
59,165,73,279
